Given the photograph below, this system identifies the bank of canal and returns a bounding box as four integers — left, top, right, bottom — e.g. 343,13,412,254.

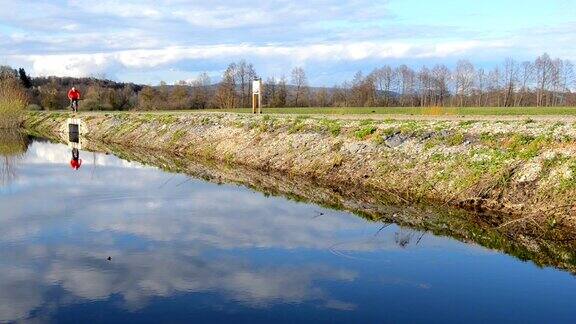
25,111,576,225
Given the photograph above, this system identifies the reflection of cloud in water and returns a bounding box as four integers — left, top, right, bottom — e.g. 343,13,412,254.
0,140,479,253
2,161,384,250
0,140,487,322
0,141,370,321
0,265,45,322
24,141,147,169
0,243,357,322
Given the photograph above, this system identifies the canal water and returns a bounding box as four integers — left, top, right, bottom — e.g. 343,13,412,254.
1,137,576,323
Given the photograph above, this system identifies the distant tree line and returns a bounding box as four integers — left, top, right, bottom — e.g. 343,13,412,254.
337,53,575,108
1,53,575,111
1,65,144,111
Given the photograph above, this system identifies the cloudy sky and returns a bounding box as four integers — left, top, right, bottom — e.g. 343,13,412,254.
1,0,575,85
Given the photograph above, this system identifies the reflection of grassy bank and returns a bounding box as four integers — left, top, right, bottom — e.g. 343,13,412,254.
0,130,29,186
0,130,30,156
0,79,27,129
31,132,576,275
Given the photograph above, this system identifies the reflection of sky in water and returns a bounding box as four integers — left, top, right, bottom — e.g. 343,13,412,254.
1,140,576,323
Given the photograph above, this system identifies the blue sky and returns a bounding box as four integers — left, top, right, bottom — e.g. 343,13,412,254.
1,0,574,85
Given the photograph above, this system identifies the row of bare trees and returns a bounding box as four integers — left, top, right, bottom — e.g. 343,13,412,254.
138,61,315,110
332,54,575,107
137,74,212,110
4,53,575,110
209,54,575,108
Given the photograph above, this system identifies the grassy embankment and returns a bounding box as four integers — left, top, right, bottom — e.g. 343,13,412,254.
39,106,576,118
25,111,576,221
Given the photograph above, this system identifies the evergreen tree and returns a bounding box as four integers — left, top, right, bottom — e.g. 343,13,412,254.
18,68,32,89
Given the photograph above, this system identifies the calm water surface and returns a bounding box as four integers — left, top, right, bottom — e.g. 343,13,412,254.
1,138,576,323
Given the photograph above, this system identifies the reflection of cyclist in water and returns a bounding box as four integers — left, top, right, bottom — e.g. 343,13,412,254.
68,87,81,112
70,148,82,170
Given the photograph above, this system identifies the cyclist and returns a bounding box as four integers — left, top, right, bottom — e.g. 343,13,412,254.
70,148,82,170
67,87,81,112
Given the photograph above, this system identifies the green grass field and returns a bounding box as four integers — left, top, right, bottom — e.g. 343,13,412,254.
45,106,576,118
207,106,576,116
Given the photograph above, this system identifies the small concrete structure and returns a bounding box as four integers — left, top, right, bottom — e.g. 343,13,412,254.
62,117,88,149
252,79,262,114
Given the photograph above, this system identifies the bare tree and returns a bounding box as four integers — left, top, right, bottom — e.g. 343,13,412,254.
190,73,211,109
487,67,502,106
6,53,576,111
535,53,554,106
397,65,416,107
372,66,397,106
264,77,277,107
514,61,534,106
417,66,432,107
236,60,257,108
136,86,159,110
291,67,309,107
454,60,476,107
432,64,450,106
214,65,237,109
502,58,519,107
276,76,288,108
474,68,487,107
313,88,331,107
39,80,66,110
351,71,376,107
333,81,352,107
266,76,288,108
170,82,191,109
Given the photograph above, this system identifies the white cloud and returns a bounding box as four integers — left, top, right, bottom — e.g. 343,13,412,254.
13,40,507,78
2,0,570,83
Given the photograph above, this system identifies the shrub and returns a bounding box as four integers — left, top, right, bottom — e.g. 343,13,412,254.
0,79,27,128
320,119,341,136
288,116,307,134
171,129,187,142
355,124,377,140
447,132,465,146
421,106,455,116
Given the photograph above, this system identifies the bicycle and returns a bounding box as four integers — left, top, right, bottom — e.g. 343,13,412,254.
70,99,82,113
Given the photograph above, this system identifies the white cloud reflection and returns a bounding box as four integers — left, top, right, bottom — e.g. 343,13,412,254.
0,140,470,322
25,141,147,169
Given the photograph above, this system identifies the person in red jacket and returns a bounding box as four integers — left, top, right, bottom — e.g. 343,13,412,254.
70,148,82,170
68,87,81,112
